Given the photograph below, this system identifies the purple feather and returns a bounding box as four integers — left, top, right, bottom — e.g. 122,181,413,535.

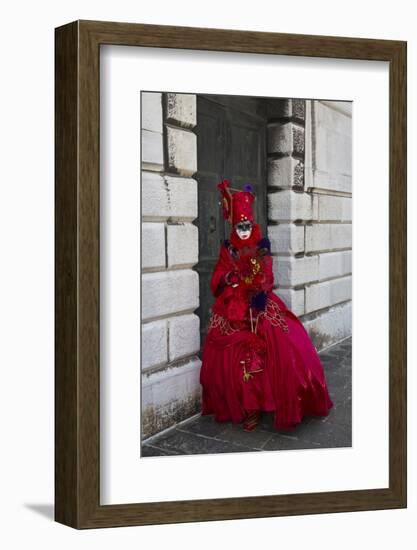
251,291,268,311
257,237,272,255
243,184,254,193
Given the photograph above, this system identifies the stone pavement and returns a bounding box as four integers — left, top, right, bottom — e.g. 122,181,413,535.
142,337,352,457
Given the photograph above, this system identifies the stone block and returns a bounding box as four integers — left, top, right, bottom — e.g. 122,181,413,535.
312,193,319,220
305,223,352,253
305,276,352,313
266,98,290,118
268,223,304,255
268,190,314,222
292,99,306,121
142,357,202,438
166,126,197,176
318,195,352,222
141,129,164,171
311,171,352,194
315,127,352,177
266,98,305,121
267,122,291,154
292,125,305,156
303,301,352,351
316,101,352,136
267,122,304,156
327,131,352,176
167,223,198,267
142,172,198,221
142,269,199,321
314,128,351,180
267,156,304,188
294,159,305,187
314,125,328,173
273,255,319,287
318,250,352,280
320,100,352,117
141,319,168,370
309,100,352,194
274,287,305,316
141,92,163,133
165,93,197,128
168,313,200,361
141,222,165,269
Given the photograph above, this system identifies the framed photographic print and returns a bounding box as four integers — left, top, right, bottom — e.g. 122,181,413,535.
55,20,406,528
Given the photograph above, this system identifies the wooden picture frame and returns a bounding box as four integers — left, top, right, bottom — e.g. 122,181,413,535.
55,20,407,528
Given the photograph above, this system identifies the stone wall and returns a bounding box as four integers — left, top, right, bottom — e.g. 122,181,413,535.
141,92,201,438
141,94,352,439
267,99,352,350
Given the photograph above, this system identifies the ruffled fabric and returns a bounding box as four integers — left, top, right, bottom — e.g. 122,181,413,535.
200,293,333,430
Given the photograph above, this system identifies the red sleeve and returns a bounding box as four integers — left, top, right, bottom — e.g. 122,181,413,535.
210,245,233,297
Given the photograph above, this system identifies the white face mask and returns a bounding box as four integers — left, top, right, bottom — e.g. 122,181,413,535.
235,222,253,240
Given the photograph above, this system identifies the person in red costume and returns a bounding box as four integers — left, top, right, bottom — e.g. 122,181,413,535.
199,179,333,432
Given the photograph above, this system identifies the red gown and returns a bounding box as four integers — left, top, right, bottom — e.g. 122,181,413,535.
199,232,333,431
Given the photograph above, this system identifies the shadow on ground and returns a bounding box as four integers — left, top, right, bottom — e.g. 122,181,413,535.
142,337,352,456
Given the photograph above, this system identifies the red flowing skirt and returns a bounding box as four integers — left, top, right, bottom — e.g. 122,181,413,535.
199,293,333,430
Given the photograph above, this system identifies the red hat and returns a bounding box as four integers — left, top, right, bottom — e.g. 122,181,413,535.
217,179,255,225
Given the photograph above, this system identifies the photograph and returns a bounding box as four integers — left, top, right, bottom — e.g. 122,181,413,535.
140,92,352,456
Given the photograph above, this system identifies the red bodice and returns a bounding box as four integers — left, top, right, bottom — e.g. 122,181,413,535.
210,239,274,323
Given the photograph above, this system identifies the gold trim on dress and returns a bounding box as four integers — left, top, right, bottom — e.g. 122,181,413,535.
259,298,289,333
207,312,240,335
207,298,289,336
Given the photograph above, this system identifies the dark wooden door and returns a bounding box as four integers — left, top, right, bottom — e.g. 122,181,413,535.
194,94,268,344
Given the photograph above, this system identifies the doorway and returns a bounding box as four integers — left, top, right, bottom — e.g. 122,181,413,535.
194,94,269,342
